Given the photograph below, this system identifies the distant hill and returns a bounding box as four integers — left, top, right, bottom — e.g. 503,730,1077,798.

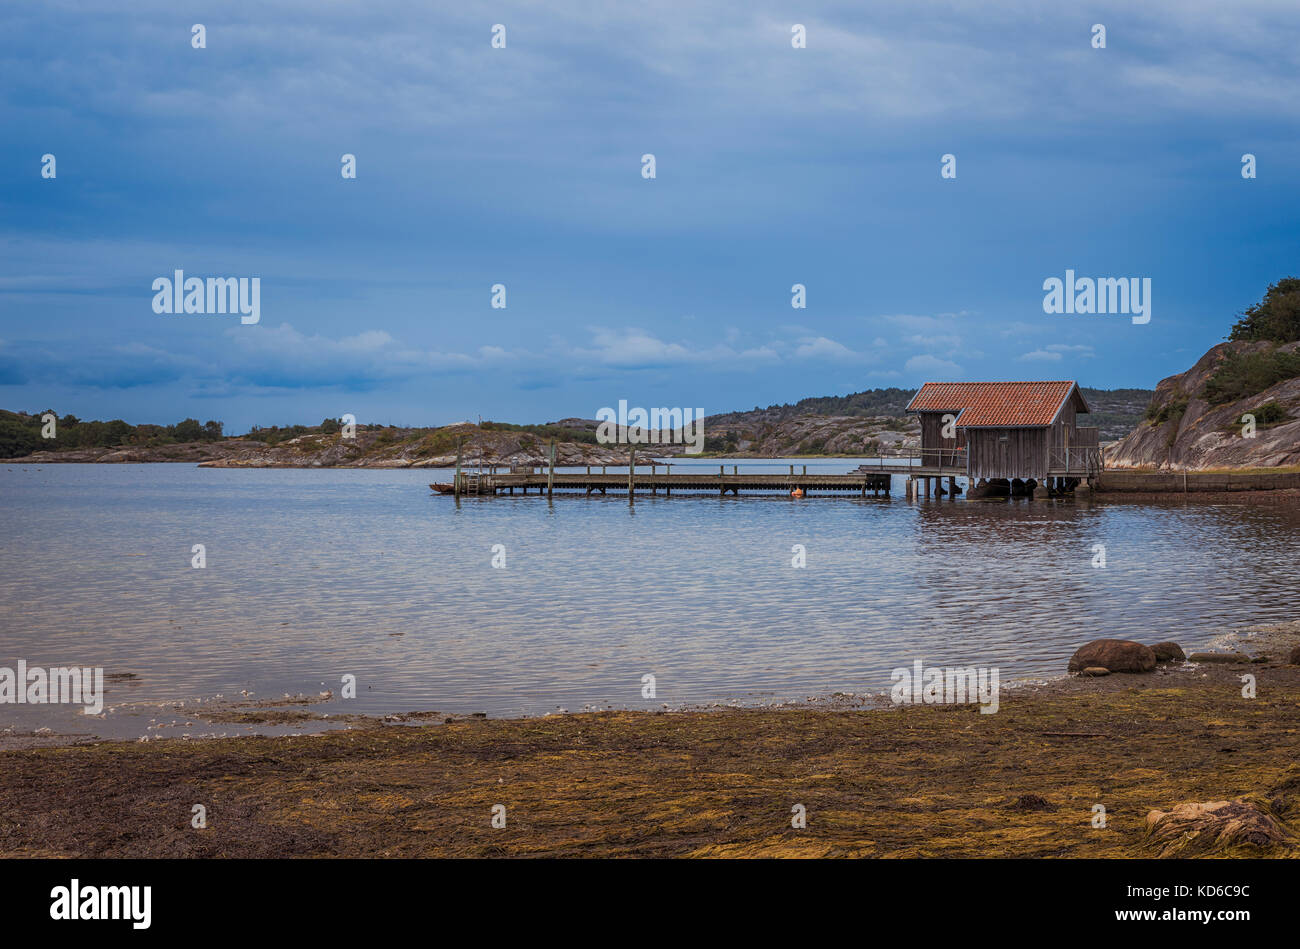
2,384,1155,464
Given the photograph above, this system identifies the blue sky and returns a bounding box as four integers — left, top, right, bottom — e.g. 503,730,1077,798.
2,1,1298,432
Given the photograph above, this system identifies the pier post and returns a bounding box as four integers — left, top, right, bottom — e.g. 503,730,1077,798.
628,446,635,501
651,463,656,494
454,439,463,498
547,440,555,498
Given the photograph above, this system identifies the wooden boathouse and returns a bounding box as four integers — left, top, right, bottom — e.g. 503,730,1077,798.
899,380,1101,498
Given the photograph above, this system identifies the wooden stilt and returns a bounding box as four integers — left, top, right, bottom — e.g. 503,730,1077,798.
453,439,463,498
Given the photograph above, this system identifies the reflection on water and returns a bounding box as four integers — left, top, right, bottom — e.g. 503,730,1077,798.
2,462,1297,737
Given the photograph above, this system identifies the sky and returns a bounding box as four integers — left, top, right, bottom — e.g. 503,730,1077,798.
2,0,1298,432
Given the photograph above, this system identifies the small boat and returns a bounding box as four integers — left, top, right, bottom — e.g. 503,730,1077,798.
429,483,456,494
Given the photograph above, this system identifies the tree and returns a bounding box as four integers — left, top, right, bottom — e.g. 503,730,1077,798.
202,420,223,441
172,418,203,442
0,418,41,458
1228,277,1300,343
320,417,341,434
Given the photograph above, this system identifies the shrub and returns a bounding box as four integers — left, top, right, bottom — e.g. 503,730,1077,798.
1204,348,1300,404
1145,396,1188,425
1250,401,1288,426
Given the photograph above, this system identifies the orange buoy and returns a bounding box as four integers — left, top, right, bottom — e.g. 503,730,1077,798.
791,487,804,498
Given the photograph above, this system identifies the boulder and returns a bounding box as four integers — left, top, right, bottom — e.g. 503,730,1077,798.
1289,645,1300,665
1079,667,1110,677
1149,642,1185,662
1067,639,1157,674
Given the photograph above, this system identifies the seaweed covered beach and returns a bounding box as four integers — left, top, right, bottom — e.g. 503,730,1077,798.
4,630,1299,859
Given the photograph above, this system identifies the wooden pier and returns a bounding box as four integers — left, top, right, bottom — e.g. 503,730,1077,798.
436,462,892,498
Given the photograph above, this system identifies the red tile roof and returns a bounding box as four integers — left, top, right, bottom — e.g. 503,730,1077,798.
905,381,1088,427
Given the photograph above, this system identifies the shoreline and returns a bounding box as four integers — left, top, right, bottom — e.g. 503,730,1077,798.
4,623,1295,748
3,624,1298,858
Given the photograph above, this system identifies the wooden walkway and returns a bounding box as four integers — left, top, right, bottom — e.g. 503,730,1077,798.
439,465,892,497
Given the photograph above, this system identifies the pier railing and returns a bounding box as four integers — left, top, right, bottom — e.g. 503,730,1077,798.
1048,427,1101,475
863,447,967,469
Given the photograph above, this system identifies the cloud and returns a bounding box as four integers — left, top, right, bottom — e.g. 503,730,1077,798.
1045,344,1095,357
903,333,963,354
792,336,870,361
905,354,962,376
1018,349,1063,362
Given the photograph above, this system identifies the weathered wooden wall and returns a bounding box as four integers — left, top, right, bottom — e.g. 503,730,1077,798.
966,428,1047,480
919,412,964,451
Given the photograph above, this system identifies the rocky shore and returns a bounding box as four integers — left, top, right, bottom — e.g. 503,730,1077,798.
9,427,643,469
2,623,1297,858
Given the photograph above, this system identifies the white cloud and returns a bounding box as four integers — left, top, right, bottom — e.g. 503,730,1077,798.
905,354,962,376
1046,344,1095,357
793,336,864,361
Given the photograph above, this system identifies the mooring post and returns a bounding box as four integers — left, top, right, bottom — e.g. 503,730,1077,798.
547,440,555,498
454,438,463,498
628,446,635,500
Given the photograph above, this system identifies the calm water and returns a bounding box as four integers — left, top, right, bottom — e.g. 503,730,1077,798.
3,461,1298,737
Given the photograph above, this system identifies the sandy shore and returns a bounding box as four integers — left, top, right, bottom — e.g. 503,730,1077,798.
2,624,1299,858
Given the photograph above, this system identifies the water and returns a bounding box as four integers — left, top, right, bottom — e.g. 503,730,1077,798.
2,461,1298,738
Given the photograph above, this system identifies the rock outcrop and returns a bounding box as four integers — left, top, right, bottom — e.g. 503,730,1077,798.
1107,340,1300,469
